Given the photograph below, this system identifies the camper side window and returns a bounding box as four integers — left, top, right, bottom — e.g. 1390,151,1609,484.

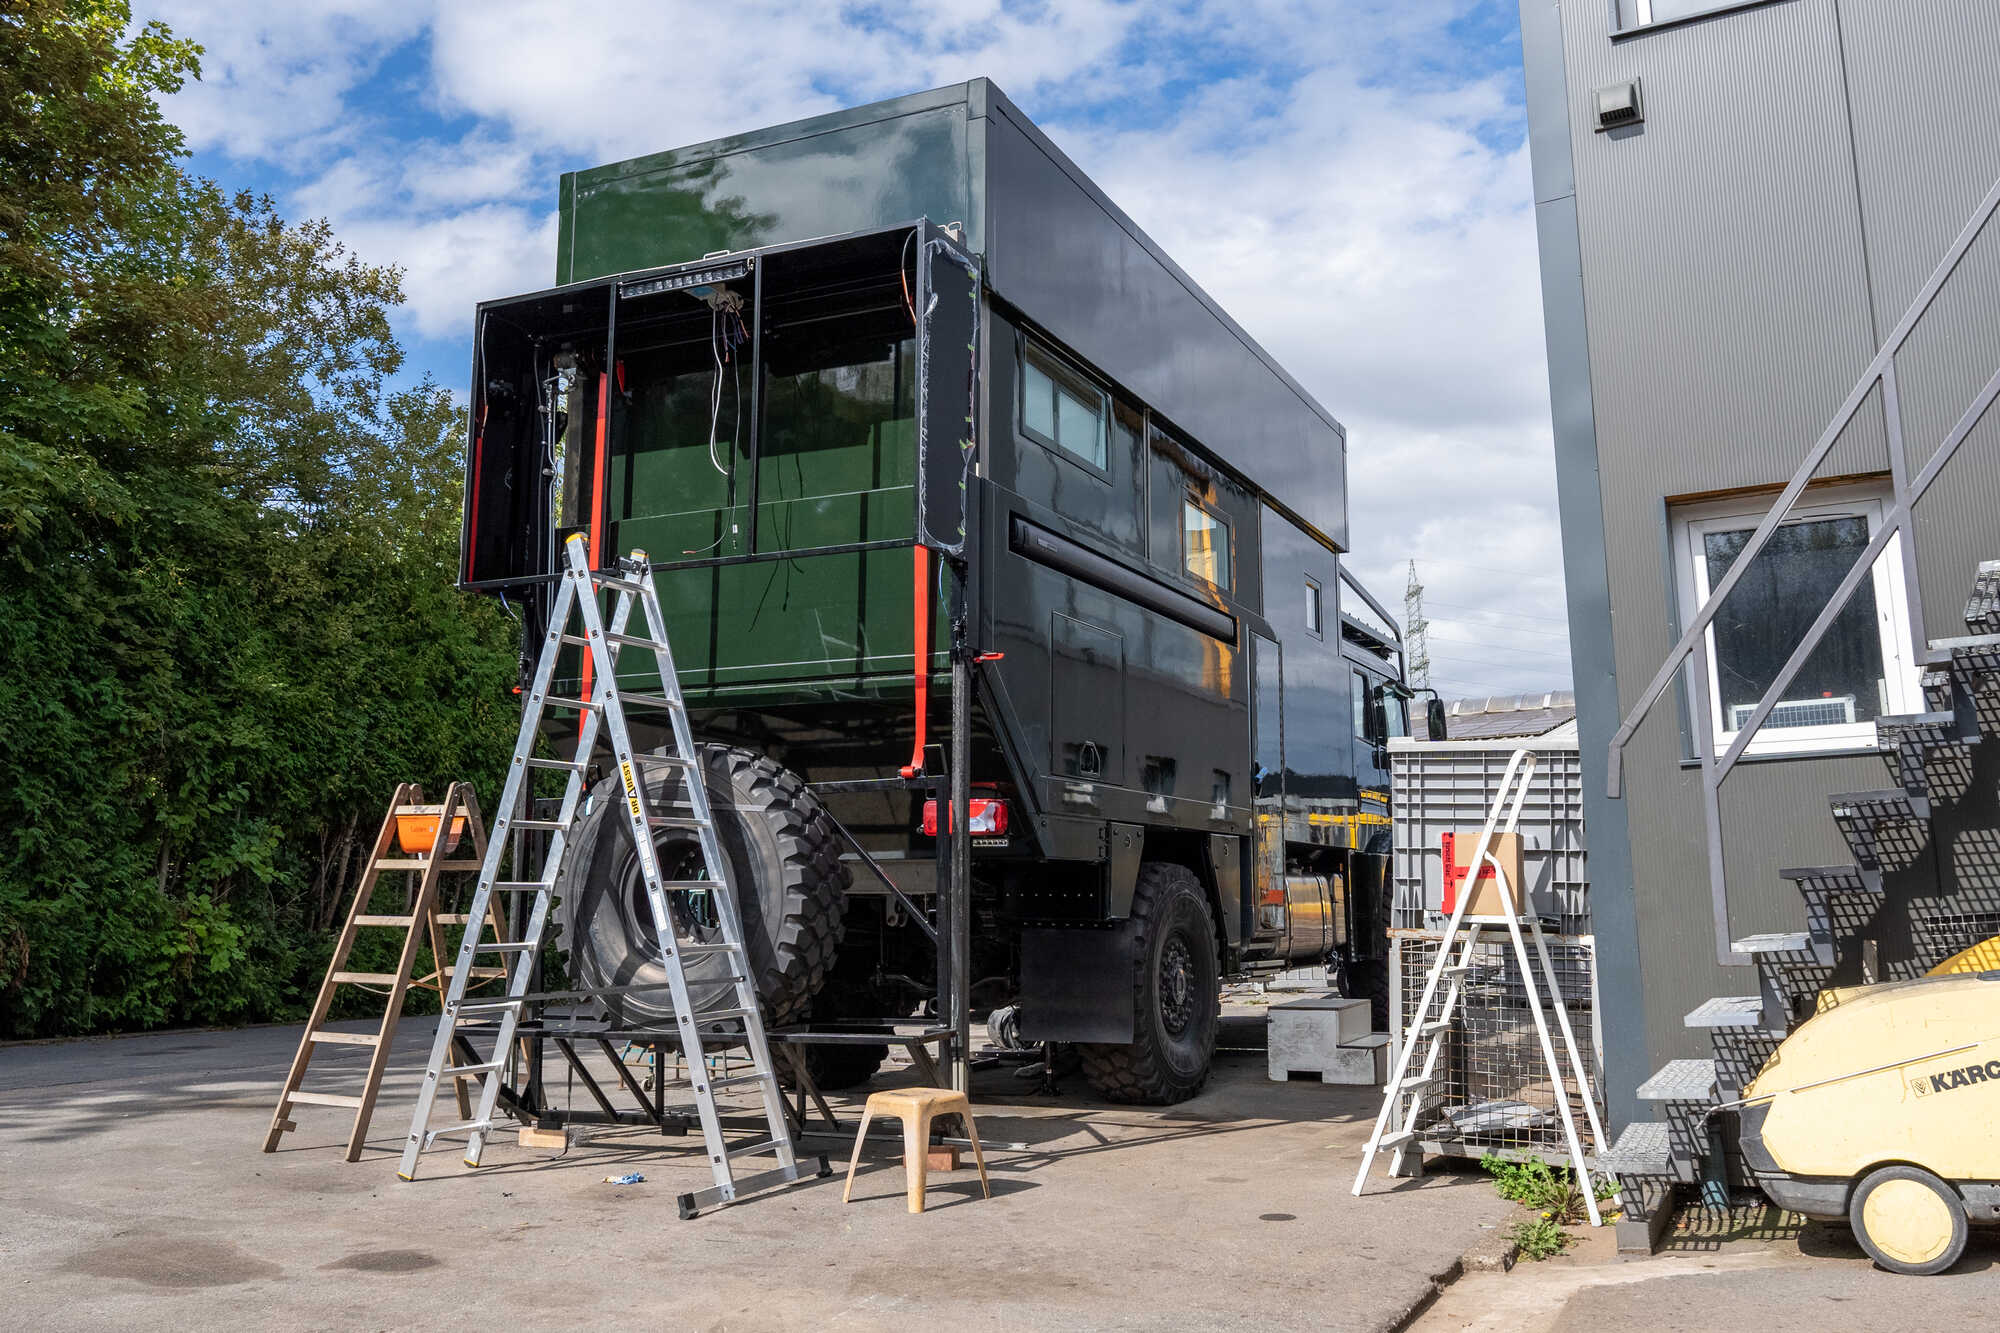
1020,340,1108,472
1672,481,1919,757
1182,496,1231,589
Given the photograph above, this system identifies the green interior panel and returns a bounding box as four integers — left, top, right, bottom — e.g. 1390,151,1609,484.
612,341,753,559
756,338,915,551
604,308,919,696
609,548,926,699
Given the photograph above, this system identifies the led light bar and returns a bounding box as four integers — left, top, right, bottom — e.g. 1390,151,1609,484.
619,257,751,300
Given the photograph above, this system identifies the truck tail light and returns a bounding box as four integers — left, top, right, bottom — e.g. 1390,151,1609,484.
922,796,1009,837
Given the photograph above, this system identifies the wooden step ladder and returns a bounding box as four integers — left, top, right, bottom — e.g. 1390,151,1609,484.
262,781,503,1160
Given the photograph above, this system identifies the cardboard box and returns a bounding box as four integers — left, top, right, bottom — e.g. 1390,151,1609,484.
1442,831,1525,918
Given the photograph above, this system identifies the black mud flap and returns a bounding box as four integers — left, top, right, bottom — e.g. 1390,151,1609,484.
1019,926,1136,1044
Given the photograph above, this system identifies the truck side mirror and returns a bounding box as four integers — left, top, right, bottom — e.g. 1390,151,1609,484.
1426,697,1448,742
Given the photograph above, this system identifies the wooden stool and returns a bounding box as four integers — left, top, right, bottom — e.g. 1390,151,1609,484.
841,1087,991,1213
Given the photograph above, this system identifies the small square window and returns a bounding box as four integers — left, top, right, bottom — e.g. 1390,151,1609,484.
1056,387,1106,469
1673,482,1920,757
1182,498,1230,588
1021,341,1108,472
1304,577,1323,637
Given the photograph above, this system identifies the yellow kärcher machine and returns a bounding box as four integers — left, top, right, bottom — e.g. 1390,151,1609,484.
1735,970,2000,1274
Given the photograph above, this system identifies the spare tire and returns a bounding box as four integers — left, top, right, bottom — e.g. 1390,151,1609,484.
555,744,848,1028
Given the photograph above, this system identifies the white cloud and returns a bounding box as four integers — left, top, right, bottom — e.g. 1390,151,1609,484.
148,0,424,165
337,205,559,342
147,0,1569,695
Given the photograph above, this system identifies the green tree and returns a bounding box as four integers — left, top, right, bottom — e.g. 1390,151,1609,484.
0,0,520,1035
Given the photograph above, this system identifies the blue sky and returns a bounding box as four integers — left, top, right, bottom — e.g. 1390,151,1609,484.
147,0,1572,701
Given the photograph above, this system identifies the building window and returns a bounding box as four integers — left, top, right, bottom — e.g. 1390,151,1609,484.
1182,496,1231,589
1618,0,1764,30
1304,576,1323,638
1673,482,1919,757
1020,340,1108,471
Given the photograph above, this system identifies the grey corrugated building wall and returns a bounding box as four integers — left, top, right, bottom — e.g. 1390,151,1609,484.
1521,0,2000,1126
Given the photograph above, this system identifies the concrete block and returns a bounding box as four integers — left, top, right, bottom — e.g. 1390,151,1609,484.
1267,996,1378,1083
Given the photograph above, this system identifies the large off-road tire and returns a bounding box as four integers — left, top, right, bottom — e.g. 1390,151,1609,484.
1079,861,1220,1104
555,744,847,1029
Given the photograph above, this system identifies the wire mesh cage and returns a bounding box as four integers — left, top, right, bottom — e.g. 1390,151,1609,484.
1393,933,1602,1158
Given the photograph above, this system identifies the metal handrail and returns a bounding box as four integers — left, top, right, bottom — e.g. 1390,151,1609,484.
1604,170,2000,964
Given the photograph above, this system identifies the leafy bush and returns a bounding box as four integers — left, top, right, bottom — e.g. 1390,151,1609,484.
0,1,520,1037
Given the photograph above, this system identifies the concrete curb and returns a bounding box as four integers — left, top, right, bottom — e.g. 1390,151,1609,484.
1379,1228,1521,1333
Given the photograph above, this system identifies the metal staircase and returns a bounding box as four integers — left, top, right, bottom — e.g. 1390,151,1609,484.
1597,168,2000,1241
1605,561,2000,1229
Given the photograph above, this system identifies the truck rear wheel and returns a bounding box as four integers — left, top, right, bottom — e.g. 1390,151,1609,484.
555,745,847,1029
1849,1164,1968,1276
1079,862,1219,1104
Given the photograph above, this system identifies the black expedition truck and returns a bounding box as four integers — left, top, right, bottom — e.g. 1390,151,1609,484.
459,81,1434,1104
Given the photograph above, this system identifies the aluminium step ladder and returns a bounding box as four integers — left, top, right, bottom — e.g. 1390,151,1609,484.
396,534,823,1216
1352,748,1610,1224
264,781,500,1160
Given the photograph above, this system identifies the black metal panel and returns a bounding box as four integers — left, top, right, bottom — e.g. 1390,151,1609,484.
1106,822,1144,918
1208,833,1245,946
462,281,615,588
978,87,1348,550
1019,926,1136,1043
916,227,980,553
1009,514,1237,641
1051,612,1126,784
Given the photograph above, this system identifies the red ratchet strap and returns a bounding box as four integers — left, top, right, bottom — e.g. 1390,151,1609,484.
901,545,932,778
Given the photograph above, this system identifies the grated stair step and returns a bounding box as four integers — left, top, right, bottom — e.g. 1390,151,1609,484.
1684,995,1769,1029
1781,865,1879,966
1730,932,1814,956
1636,1058,1717,1186
1636,1058,1717,1102
1598,1121,1672,1179
1874,710,1975,799
1967,560,2000,636
1930,633,2000,680
1829,790,1931,873
1780,864,1880,896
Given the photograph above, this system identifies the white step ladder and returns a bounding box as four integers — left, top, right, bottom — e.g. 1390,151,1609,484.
1352,748,1609,1224
397,534,820,1215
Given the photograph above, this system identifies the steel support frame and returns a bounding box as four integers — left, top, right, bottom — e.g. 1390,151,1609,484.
1609,171,2000,965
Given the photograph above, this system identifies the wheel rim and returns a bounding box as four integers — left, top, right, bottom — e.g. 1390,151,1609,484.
1861,1178,1955,1266
1159,932,1195,1036
618,835,717,959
